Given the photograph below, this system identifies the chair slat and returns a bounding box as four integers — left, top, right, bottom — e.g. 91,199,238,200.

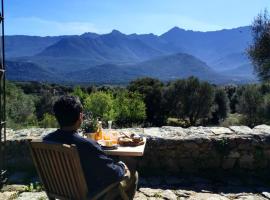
45,149,62,194
49,150,66,195
35,149,53,192
52,151,69,197
59,152,73,198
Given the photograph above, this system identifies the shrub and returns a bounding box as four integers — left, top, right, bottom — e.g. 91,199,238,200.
84,91,116,121
39,113,58,128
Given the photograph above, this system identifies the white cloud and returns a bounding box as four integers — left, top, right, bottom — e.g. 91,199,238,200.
7,17,100,36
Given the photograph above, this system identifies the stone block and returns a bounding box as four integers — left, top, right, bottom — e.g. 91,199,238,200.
222,158,236,169
239,154,254,169
228,151,240,158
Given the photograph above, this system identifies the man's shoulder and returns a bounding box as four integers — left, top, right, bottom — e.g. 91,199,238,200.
43,129,59,140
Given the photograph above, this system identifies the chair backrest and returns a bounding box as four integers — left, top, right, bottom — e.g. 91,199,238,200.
29,140,89,200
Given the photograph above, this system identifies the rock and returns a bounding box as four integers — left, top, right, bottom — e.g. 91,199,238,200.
17,192,48,200
160,189,178,200
175,189,194,198
222,158,236,169
0,191,18,200
1,184,28,192
186,126,214,135
239,154,254,169
229,126,253,135
139,188,163,197
134,192,148,200
253,125,270,135
262,192,270,199
234,194,268,200
228,151,240,158
188,193,230,200
209,127,233,135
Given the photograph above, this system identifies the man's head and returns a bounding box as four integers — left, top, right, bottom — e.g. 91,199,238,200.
53,95,83,128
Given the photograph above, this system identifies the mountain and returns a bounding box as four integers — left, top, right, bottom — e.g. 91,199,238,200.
221,63,255,78
66,53,247,84
37,30,164,64
6,61,60,82
5,26,257,84
160,26,252,69
5,35,67,58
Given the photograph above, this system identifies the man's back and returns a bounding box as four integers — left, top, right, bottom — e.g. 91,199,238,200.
43,129,125,194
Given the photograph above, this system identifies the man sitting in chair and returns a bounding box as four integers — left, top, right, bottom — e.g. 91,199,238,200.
43,95,138,199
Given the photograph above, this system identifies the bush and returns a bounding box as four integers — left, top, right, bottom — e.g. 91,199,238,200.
84,91,116,121
128,77,165,126
237,85,264,127
163,77,215,126
39,113,58,128
6,82,37,128
114,91,146,127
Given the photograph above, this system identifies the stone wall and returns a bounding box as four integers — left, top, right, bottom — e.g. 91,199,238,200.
4,125,270,178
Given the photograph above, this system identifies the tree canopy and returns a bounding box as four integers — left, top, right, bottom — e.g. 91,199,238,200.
248,9,270,82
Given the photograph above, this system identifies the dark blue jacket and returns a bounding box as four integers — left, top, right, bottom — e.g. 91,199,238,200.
43,129,125,194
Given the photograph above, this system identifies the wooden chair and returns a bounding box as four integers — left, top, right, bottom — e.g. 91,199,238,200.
29,140,129,200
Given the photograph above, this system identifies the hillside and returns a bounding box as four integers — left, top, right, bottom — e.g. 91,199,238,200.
6,61,60,82
66,53,249,84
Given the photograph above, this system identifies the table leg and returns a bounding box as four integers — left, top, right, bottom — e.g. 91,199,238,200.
119,156,138,174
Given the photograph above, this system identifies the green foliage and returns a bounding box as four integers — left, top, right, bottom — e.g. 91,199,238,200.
221,113,244,127
6,82,38,128
211,88,230,124
128,77,165,126
237,85,264,127
25,182,44,192
35,91,57,120
163,77,215,126
39,113,58,128
114,91,146,127
247,9,270,82
84,91,116,121
71,86,87,103
81,114,98,133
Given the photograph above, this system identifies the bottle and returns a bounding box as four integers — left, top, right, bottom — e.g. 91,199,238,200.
95,121,103,140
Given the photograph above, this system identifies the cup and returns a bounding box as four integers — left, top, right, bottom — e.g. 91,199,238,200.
86,133,96,140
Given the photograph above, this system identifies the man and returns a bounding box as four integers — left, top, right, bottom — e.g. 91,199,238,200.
43,95,138,199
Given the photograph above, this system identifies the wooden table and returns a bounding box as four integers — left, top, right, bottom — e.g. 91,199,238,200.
103,138,147,157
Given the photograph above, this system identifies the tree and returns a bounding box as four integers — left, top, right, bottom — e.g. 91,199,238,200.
6,82,37,128
35,91,56,120
114,91,146,127
247,9,270,81
128,77,165,126
211,88,230,124
237,85,264,126
84,91,116,121
164,77,215,126
71,86,87,104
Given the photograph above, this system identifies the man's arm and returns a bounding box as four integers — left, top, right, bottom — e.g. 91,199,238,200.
80,139,125,183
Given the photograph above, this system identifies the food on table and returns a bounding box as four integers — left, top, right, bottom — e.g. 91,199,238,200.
104,140,114,147
118,132,144,146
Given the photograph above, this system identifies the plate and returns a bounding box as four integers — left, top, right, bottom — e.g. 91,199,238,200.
101,144,118,150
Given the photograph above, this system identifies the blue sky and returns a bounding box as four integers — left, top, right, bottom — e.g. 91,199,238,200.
6,0,270,36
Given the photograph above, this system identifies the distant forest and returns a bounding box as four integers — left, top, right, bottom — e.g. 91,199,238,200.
6,77,270,130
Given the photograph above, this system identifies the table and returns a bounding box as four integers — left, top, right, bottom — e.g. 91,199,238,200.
103,138,147,157
103,137,147,173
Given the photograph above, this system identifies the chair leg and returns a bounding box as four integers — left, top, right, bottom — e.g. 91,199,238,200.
118,185,129,200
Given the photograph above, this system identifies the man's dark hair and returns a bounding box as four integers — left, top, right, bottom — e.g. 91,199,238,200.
53,95,83,127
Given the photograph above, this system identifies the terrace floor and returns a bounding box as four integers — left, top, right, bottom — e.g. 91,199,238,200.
1,174,270,200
